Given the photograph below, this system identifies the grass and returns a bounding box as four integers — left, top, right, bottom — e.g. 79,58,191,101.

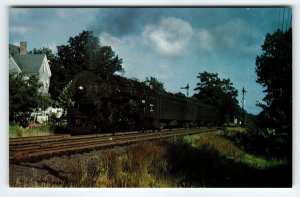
59,130,290,187
61,142,171,187
9,123,54,138
242,154,286,169
10,128,291,187
182,132,287,169
97,142,170,187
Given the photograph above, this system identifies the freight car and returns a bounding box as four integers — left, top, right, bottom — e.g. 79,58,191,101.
68,71,220,134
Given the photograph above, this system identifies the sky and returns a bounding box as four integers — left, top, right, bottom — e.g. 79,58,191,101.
2,2,300,196
9,7,292,115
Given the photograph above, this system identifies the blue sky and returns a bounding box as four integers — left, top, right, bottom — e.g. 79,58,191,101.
9,7,292,115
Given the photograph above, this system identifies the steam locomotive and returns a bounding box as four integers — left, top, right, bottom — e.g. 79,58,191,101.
68,71,220,134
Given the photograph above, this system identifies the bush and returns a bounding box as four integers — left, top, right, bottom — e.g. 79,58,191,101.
165,133,291,187
59,142,170,188
9,123,23,137
9,123,54,138
222,128,291,159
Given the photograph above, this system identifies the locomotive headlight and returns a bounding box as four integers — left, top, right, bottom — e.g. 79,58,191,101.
78,85,84,91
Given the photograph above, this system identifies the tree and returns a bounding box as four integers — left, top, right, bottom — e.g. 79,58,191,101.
193,71,240,124
255,28,292,135
175,92,186,98
9,73,47,125
49,31,123,100
29,46,56,62
144,76,165,92
97,46,123,76
56,80,75,117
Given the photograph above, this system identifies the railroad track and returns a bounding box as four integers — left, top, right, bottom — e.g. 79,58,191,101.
9,127,217,162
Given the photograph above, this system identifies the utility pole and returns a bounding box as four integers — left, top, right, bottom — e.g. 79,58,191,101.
181,83,189,97
241,87,247,126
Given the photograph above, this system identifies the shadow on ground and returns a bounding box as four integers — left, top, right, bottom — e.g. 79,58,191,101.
166,141,292,187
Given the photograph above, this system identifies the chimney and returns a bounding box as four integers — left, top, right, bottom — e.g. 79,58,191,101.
20,42,27,55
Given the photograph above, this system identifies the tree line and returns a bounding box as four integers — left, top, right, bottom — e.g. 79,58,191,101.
10,28,292,137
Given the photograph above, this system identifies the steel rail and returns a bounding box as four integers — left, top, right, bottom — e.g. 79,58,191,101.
9,128,217,162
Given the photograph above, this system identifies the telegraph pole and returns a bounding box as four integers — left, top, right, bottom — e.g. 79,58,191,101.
241,87,247,126
181,83,189,97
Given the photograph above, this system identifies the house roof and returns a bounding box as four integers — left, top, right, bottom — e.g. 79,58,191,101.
9,44,20,56
12,54,46,74
9,44,46,74
9,55,22,73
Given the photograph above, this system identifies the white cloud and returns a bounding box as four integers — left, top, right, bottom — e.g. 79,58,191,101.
212,18,261,52
42,43,57,53
142,17,193,56
12,42,20,47
10,26,28,34
98,32,122,49
194,29,214,51
191,18,261,54
214,18,246,49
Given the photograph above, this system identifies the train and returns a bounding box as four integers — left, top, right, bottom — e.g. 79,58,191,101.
68,71,220,134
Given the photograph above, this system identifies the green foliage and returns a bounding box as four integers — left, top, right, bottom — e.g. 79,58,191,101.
56,80,75,116
167,133,290,187
9,73,47,122
143,76,165,92
193,71,240,124
29,46,56,62
97,46,123,76
255,28,292,135
175,92,186,97
9,123,54,138
62,142,169,187
64,134,290,187
223,128,290,159
184,133,286,169
242,154,286,169
49,31,123,100
9,123,23,137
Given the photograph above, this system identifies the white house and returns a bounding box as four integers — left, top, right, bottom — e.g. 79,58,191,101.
9,42,52,95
